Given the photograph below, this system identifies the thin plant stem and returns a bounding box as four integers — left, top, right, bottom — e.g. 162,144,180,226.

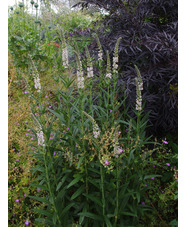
114,159,119,226
80,91,89,207
43,148,62,225
107,85,110,123
111,73,118,126
100,164,105,227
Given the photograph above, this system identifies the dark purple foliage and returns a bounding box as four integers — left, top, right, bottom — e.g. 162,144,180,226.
74,0,178,137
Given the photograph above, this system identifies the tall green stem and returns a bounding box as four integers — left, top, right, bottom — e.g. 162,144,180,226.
107,85,110,123
89,80,93,117
67,95,73,148
80,91,89,204
43,148,61,225
100,165,105,227
115,159,119,226
111,74,118,126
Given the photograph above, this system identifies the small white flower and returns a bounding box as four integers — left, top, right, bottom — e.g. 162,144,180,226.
138,82,143,91
29,55,42,92
135,78,143,111
113,57,118,63
85,46,94,78
106,73,112,79
62,47,69,68
77,81,84,89
98,50,103,61
87,66,94,78
34,76,41,92
75,51,84,89
113,37,122,74
93,130,100,138
77,76,84,82
37,130,45,146
93,124,100,138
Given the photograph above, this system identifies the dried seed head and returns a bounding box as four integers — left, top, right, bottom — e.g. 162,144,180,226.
83,111,101,139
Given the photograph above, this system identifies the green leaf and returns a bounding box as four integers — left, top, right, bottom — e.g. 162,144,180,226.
88,179,100,189
144,174,161,180
136,192,140,203
56,186,67,201
88,167,100,175
33,209,52,218
56,182,63,191
121,211,137,217
35,218,46,224
128,149,135,164
52,213,57,225
83,193,102,207
35,218,53,225
48,108,64,123
67,175,82,189
77,156,84,169
78,212,103,221
30,183,48,191
70,185,84,200
79,206,87,224
104,215,112,227
29,195,49,204
60,202,75,218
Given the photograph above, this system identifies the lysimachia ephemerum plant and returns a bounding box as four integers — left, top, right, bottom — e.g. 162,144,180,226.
29,35,159,226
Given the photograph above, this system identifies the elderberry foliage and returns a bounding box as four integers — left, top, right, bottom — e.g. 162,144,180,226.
74,0,178,137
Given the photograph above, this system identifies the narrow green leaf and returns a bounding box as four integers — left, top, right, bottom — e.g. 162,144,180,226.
67,175,82,189
78,212,103,221
56,186,67,201
30,184,48,191
121,211,137,217
60,202,75,218
35,218,53,225
79,206,87,224
71,185,84,200
33,209,52,218
144,174,161,180
104,215,112,227
29,195,48,204
107,214,115,218
83,193,102,207
88,179,100,189
88,167,100,175
35,218,46,224
53,213,57,225
136,192,140,203
56,182,63,191
77,156,84,169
